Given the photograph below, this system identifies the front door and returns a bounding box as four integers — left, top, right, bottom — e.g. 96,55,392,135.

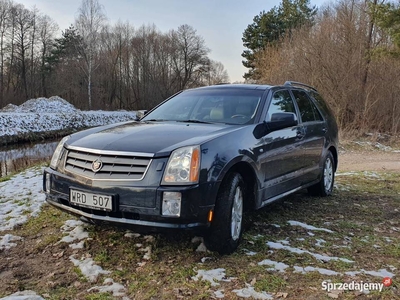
259,89,305,202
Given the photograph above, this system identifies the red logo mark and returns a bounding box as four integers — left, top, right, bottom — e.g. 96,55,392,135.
383,277,392,287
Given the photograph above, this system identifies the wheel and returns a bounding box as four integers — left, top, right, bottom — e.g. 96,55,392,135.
308,151,335,196
204,172,245,255
231,114,247,118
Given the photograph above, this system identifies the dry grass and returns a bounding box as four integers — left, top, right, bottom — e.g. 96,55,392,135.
0,172,399,299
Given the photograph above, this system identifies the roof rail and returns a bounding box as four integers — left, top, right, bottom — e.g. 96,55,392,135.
284,81,317,92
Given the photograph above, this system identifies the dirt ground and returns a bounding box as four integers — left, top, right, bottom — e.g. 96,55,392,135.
338,150,400,172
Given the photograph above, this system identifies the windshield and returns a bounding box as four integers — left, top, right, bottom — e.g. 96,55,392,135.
142,88,264,125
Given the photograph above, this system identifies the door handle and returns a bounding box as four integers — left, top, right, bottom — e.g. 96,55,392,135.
296,130,305,139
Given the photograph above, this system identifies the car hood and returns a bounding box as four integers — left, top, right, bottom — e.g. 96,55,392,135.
66,121,243,157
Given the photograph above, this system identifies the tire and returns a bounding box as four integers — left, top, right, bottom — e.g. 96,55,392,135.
308,151,335,197
204,172,245,255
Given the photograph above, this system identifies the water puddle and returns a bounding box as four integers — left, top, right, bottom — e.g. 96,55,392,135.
0,140,58,177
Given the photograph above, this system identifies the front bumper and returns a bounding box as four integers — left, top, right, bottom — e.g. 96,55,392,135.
43,168,215,230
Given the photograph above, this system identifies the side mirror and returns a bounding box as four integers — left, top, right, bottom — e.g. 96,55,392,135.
268,112,298,131
136,110,148,121
253,112,298,139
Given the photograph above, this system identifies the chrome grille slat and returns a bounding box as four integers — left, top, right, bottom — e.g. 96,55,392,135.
66,158,92,169
100,165,147,173
65,148,152,181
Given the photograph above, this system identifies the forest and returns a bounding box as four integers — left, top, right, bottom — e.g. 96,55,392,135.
0,0,229,111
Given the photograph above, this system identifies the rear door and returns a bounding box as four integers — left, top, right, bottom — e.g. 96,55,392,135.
291,89,326,184
258,89,305,202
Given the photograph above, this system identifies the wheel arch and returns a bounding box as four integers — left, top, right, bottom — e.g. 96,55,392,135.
328,145,338,172
217,160,258,212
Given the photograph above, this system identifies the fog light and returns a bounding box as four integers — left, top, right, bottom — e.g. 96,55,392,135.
162,192,181,217
45,173,51,193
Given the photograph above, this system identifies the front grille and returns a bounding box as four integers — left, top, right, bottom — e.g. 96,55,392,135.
65,148,152,180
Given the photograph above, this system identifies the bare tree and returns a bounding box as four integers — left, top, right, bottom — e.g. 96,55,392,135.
13,4,33,100
169,24,209,90
75,0,106,109
38,14,58,97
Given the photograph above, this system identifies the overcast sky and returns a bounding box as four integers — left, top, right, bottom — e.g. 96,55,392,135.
18,0,327,83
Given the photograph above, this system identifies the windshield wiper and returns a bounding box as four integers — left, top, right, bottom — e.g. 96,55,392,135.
143,119,166,122
176,119,211,124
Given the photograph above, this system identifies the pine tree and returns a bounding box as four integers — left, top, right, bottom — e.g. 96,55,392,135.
242,0,317,79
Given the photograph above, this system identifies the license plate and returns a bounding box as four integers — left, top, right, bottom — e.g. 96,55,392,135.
70,189,113,211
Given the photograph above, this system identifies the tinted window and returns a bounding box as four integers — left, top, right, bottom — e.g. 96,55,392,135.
309,91,334,117
292,90,322,122
266,90,297,122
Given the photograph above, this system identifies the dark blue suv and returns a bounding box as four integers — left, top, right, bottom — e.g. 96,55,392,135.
43,82,338,254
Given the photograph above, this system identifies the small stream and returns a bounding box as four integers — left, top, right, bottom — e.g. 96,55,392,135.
0,140,59,177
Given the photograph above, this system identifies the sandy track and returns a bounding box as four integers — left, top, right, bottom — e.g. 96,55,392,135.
338,150,400,172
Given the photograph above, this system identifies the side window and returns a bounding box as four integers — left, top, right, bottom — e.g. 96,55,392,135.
266,90,297,122
292,90,323,122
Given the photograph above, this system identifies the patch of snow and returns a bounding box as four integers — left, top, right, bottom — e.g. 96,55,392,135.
315,239,326,247
276,239,290,245
271,224,281,228
244,249,257,256
288,220,334,233
294,265,340,276
266,241,354,263
374,142,391,151
360,268,395,278
214,290,225,299
139,246,152,260
0,167,45,231
232,284,273,299
201,257,212,263
0,290,44,300
258,259,289,272
0,234,23,250
384,237,392,243
362,171,381,179
344,268,396,278
87,278,127,298
69,255,111,282
196,242,208,252
336,172,358,176
59,224,89,245
70,240,85,249
192,236,208,252
192,268,234,286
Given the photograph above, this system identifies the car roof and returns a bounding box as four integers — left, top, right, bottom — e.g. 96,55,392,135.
189,82,317,93
191,83,273,91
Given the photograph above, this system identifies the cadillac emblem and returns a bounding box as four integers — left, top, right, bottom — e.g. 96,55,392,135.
91,159,103,172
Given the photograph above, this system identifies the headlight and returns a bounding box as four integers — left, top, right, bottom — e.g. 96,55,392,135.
50,136,70,169
162,146,200,184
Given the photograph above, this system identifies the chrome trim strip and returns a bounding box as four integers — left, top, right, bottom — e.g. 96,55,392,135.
66,145,155,158
64,159,153,182
261,185,305,207
46,199,204,229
